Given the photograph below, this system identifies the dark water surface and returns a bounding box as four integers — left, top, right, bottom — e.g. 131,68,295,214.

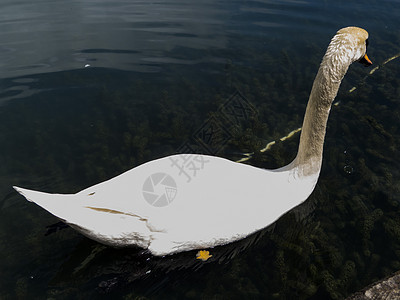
1,0,400,299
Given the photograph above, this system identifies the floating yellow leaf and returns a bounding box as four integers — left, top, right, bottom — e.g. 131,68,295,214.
196,250,212,261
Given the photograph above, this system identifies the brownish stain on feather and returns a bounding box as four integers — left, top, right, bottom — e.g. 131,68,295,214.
85,206,147,221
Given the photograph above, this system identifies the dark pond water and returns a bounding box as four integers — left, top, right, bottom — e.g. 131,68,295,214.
1,0,400,299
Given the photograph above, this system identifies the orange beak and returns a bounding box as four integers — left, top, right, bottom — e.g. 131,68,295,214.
359,53,372,66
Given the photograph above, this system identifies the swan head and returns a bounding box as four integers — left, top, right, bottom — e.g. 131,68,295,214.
325,26,372,68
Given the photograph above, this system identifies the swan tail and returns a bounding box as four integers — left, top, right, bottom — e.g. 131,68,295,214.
14,186,43,203
13,186,153,249
13,186,75,222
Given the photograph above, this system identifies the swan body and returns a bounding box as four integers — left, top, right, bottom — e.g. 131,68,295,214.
14,27,372,256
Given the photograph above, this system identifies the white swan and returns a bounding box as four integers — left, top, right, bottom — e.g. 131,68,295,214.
14,27,372,256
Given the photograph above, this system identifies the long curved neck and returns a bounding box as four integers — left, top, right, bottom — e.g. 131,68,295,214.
293,49,351,177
